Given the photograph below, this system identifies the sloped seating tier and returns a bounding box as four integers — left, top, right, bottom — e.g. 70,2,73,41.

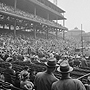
0,80,23,90
0,61,46,73
80,66,90,70
12,61,90,75
74,68,90,73
0,61,90,84
0,2,62,28
0,61,90,77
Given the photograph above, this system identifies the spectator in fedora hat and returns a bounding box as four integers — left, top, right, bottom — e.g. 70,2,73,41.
34,57,58,90
51,60,86,90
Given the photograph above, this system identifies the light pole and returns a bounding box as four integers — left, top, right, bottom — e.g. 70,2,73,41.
81,24,83,56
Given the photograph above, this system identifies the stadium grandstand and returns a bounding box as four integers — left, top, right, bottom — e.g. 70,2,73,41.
0,0,90,90
0,0,67,39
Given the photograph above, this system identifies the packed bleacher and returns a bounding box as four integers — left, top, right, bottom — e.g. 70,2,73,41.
0,0,90,89
0,2,89,87
0,28,90,90
0,2,62,28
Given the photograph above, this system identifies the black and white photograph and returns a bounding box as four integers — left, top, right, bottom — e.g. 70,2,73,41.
0,0,90,90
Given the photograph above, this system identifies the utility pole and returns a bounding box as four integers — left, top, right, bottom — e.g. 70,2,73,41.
81,24,83,56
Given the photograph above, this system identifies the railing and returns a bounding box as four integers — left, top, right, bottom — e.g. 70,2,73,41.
0,61,90,85
77,73,90,85
78,73,90,80
0,80,23,90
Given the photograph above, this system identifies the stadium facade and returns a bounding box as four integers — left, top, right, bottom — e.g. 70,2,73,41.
0,0,67,39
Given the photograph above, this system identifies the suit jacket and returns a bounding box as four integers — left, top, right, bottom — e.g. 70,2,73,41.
4,68,15,83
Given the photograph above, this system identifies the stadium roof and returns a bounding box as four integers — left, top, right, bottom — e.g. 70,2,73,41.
0,0,66,20
36,0,65,13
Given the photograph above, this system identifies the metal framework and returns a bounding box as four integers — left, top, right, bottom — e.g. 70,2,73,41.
0,0,68,39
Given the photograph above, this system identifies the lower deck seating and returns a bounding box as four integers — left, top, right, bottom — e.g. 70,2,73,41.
0,80,23,90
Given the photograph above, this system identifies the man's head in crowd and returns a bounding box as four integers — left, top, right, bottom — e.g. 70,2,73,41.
57,60,73,79
45,57,58,73
7,63,12,69
24,66,29,71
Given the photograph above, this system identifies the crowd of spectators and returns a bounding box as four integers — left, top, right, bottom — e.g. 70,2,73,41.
0,2,62,28
0,29,89,67
0,30,89,90
0,1,89,90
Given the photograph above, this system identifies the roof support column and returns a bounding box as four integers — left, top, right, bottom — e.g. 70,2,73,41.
14,0,17,39
56,18,58,39
34,7,37,16
34,24,36,39
14,19,16,38
55,28,58,39
46,27,48,39
46,13,49,39
3,23,4,29
34,8,37,39
9,24,11,30
34,28,36,39
62,13,65,40
47,13,49,20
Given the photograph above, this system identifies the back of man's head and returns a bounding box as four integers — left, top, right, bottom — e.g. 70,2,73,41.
45,57,57,73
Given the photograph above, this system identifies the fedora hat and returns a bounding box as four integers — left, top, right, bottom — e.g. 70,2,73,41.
57,60,73,73
45,57,58,67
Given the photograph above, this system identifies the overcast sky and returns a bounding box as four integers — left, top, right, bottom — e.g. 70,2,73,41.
49,0,90,33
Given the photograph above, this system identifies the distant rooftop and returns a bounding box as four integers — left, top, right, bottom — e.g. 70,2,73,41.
69,27,85,33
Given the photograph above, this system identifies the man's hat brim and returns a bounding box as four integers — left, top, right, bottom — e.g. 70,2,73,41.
57,66,73,73
45,62,59,67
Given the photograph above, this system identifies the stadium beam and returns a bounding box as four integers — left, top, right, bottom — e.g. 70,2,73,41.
34,7,37,39
45,26,48,39
34,27,36,39
55,28,57,39
56,16,58,39
62,13,65,40
34,7,37,16
46,13,50,39
33,23,37,39
46,28,49,39
14,0,17,39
